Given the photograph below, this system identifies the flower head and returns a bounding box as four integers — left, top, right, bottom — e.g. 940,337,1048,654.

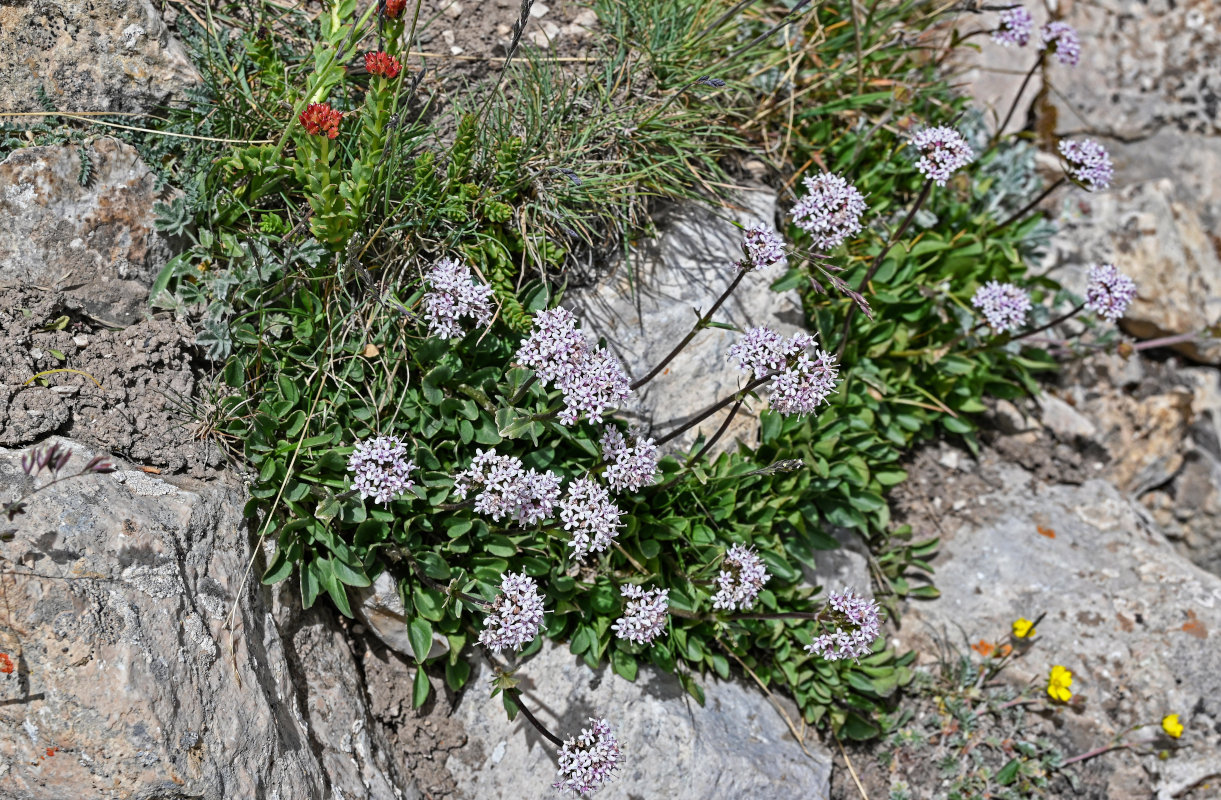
600,428,660,494
1012,617,1037,638
910,126,975,186
453,450,561,526
741,223,786,271
556,347,632,427
364,50,402,79
553,718,622,796
1047,664,1074,703
299,102,343,139
478,572,546,654
611,584,669,645
559,478,624,560
790,171,868,250
971,281,1032,333
423,256,495,339
992,6,1034,47
1041,21,1081,66
384,0,406,18
1058,139,1113,192
348,435,415,505
804,588,884,662
1085,263,1136,321
1161,714,1184,739
0,652,13,675
516,309,633,426
712,544,770,611
728,328,839,417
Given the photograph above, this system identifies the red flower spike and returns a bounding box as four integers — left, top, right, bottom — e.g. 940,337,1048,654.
299,102,343,139
384,0,406,19
364,51,402,79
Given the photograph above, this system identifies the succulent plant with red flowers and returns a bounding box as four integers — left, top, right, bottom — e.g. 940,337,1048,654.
363,50,402,80
298,102,343,139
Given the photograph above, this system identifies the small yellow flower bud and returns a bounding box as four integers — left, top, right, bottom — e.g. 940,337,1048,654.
1161,714,1183,739
1012,617,1036,638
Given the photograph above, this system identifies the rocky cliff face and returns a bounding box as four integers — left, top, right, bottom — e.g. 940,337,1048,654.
0,442,415,799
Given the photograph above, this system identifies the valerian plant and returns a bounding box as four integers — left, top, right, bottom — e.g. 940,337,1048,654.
120,0,1152,793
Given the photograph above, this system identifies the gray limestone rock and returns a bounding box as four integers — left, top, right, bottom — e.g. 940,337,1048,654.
444,639,832,799
0,0,200,115
0,439,415,799
0,139,180,325
897,453,1221,800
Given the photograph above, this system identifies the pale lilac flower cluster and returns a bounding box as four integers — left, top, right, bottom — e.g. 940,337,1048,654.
1085,263,1137,321
453,449,561,526
971,281,1032,333
559,478,624,560
1058,139,1113,191
611,584,669,645
348,435,415,505
553,718,622,797
804,588,883,662
600,428,660,494
741,224,786,271
422,257,495,339
728,327,840,417
790,171,868,250
712,544,770,611
992,6,1033,47
1041,21,1081,66
910,126,975,187
515,308,632,426
478,571,546,654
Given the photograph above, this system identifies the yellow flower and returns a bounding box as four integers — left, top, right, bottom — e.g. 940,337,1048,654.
1012,617,1036,639
1161,714,1184,739
1047,665,1073,703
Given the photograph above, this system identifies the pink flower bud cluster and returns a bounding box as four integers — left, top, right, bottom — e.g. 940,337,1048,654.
600,428,660,494
804,588,883,662
347,434,415,505
728,327,840,417
910,126,975,187
478,571,546,654
1041,21,1081,66
971,280,1032,333
422,256,495,339
712,544,770,611
741,223,786,271
1058,139,1113,192
553,718,622,796
1085,263,1136,321
611,584,669,645
790,171,868,250
453,449,561,526
558,477,624,560
992,6,1033,47
515,308,632,426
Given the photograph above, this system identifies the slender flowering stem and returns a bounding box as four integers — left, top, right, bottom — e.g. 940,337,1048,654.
1009,302,1086,342
837,178,934,356
505,688,565,747
992,54,1044,148
631,268,748,391
685,393,747,466
993,176,1067,232
655,372,773,446
508,374,538,406
1057,742,1131,769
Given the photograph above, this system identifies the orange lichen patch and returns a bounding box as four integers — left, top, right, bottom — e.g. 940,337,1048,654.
1181,610,1208,639
0,652,13,674
971,640,995,657
1036,525,1056,539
